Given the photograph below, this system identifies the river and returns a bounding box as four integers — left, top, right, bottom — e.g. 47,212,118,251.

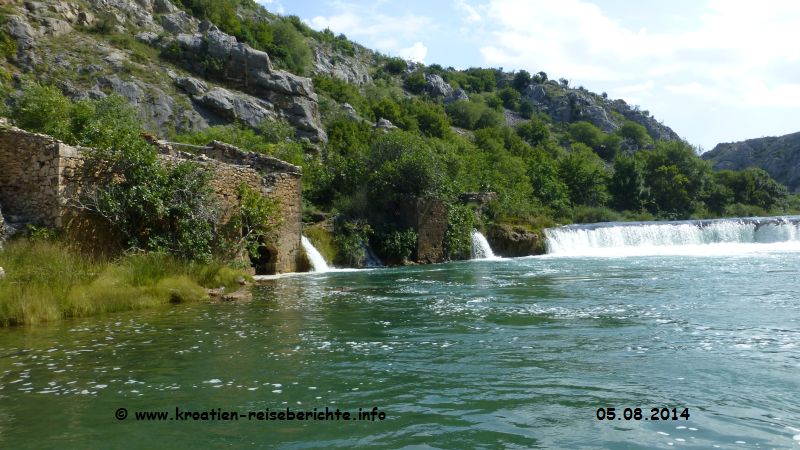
1,219,799,448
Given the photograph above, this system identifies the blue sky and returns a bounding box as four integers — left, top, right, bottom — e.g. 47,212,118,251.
259,0,800,151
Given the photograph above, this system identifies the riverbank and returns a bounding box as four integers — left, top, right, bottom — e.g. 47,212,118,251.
0,239,251,327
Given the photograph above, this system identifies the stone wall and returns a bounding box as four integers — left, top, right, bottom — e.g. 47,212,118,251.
0,123,303,273
396,198,448,264
157,140,303,274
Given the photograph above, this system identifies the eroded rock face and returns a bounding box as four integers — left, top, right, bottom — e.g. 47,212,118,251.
94,76,178,132
163,24,326,143
521,83,680,142
702,131,800,193
312,46,372,85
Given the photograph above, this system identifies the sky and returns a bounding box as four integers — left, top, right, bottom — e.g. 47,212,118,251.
258,0,800,152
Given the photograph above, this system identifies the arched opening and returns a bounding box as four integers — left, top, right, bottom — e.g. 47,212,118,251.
250,244,277,275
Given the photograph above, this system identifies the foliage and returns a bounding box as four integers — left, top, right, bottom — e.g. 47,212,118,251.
497,86,521,110
512,70,531,91
11,84,74,139
383,57,407,75
173,120,304,166
609,154,647,211
403,71,427,94
376,228,417,263
570,205,621,224
0,28,16,60
232,184,280,260
617,120,653,149
367,131,444,201
558,143,610,207
312,74,369,117
445,100,503,130
270,20,313,75
333,219,372,267
444,203,476,260
515,117,550,147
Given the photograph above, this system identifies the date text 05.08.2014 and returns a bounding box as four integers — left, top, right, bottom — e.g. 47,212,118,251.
596,407,690,421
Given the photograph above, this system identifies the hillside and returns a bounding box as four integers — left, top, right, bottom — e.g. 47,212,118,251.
702,132,800,193
1,0,797,266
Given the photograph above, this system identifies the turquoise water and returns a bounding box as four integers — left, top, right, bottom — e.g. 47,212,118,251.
1,251,799,448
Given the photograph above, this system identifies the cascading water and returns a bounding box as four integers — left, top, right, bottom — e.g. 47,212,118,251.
471,230,499,259
301,236,331,272
544,216,800,256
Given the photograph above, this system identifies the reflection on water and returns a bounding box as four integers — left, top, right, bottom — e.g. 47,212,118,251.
1,253,800,448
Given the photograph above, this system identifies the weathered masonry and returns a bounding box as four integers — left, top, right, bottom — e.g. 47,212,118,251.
0,120,303,274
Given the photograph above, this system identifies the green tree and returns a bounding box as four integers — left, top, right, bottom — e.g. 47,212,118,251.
558,143,610,207
616,120,653,149
403,71,427,94
512,70,531,91
609,154,647,211
515,117,550,147
568,121,604,150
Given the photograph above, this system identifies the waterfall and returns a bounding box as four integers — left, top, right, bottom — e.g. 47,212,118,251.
301,236,331,272
471,230,499,259
545,216,800,256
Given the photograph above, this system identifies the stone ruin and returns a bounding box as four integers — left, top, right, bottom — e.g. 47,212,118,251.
0,120,303,274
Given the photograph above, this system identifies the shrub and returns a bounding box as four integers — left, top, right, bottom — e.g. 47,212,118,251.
333,219,372,267
269,20,312,75
377,228,417,263
403,71,427,94
444,203,475,260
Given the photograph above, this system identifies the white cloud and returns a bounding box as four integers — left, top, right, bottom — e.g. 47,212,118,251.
455,0,482,23
473,0,800,110
303,3,434,60
399,42,428,63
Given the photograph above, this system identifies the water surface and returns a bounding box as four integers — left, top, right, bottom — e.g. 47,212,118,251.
1,251,799,448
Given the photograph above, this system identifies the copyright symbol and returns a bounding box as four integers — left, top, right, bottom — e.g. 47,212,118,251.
115,408,128,421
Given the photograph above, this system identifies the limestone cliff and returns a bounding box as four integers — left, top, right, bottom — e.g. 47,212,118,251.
522,82,679,141
702,131,800,193
1,0,326,144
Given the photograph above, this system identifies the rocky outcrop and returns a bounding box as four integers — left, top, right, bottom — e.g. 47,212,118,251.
312,45,372,85
702,131,800,192
424,74,453,97
522,82,680,141
93,76,184,133
445,88,468,104
486,224,544,257
161,23,326,143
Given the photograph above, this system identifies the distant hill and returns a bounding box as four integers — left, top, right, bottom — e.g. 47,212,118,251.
702,132,800,192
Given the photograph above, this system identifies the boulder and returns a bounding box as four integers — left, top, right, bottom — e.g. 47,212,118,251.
175,76,208,96
197,87,275,128
135,31,160,46
424,74,453,97
444,88,468,104
486,224,544,257
375,118,397,131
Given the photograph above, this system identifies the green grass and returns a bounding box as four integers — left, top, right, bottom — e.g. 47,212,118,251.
0,239,250,327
